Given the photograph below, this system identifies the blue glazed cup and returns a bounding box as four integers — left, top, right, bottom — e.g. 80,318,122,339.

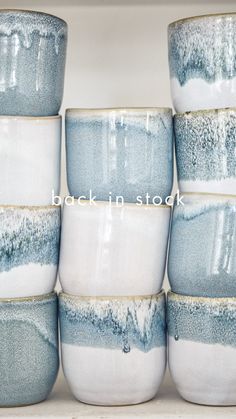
65,108,173,203
0,10,67,116
0,292,59,407
174,108,236,195
168,291,236,405
59,291,166,406
168,193,236,297
169,13,236,112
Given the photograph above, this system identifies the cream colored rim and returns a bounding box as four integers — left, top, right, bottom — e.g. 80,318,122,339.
0,291,56,303
66,107,172,114
0,115,61,121
181,192,236,199
175,107,236,118
60,289,165,301
168,290,236,303
169,12,236,27
63,198,170,209
0,204,60,210
0,9,67,25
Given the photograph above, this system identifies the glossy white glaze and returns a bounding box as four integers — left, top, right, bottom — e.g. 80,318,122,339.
0,116,61,205
59,201,170,296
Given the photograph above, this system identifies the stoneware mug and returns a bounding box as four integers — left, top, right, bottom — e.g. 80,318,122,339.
59,200,170,296
174,108,236,195
0,115,61,206
0,10,67,116
0,292,59,407
65,108,173,203
168,291,236,406
169,13,236,112
168,193,236,297
59,291,166,406
0,205,60,298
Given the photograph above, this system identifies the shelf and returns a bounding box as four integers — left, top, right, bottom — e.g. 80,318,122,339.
1,369,236,418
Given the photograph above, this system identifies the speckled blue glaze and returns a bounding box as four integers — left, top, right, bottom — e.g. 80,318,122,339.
59,292,166,353
0,10,67,116
169,14,236,85
0,292,59,407
167,292,236,348
174,109,236,183
168,194,236,297
66,109,173,202
0,206,61,273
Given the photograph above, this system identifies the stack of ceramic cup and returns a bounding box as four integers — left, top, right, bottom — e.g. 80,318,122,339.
0,10,67,407
167,13,236,406
58,108,174,405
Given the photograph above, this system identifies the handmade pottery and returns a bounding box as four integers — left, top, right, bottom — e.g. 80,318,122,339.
0,292,59,407
168,193,236,298
59,200,170,296
66,108,173,203
0,115,61,205
0,205,60,298
168,291,236,405
0,10,67,116
174,109,236,195
59,291,166,406
169,13,236,112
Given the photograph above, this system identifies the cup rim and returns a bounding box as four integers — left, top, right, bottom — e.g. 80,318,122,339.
0,204,60,210
63,198,171,209
0,291,56,303
0,114,61,121
0,9,67,26
66,107,172,115
59,289,165,301
168,290,236,303
180,192,236,199
174,107,236,118
169,12,236,28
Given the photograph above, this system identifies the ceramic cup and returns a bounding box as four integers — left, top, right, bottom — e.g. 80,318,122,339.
0,292,59,407
59,200,170,296
174,109,236,195
0,205,60,298
168,193,236,298
0,10,67,116
168,291,236,406
59,291,166,406
0,115,61,206
169,13,236,112
66,108,173,203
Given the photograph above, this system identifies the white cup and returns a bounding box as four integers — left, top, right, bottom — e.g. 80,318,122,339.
0,115,61,205
59,200,170,296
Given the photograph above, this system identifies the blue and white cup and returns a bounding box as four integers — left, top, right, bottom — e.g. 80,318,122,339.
0,205,61,298
0,292,59,407
65,108,173,203
0,10,67,116
168,291,236,406
174,109,236,195
169,14,236,112
168,193,236,298
59,291,166,406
